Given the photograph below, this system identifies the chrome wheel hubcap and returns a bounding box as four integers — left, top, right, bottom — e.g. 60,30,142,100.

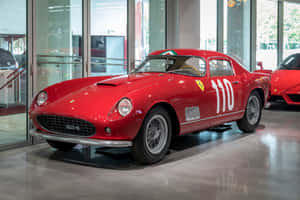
145,115,168,154
246,95,260,125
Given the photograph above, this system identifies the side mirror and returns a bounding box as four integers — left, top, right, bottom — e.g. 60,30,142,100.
257,61,263,70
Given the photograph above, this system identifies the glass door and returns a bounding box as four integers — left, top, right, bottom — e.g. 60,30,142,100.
135,0,166,62
200,0,217,51
0,0,27,146
89,0,128,77
256,0,278,70
283,1,300,60
35,0,83,93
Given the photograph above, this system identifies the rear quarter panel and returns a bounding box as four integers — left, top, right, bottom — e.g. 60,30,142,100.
241,71,270,108
229,60,270,110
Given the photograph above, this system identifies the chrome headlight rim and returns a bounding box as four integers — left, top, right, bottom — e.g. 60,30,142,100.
36,91,48,106
117,98,133,117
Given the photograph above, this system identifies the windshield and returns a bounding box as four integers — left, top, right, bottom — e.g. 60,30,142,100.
279,54,300,70
134,55,206,77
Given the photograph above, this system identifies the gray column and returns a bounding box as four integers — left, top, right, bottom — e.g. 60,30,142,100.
167,0,200,49
227,1,251,69
167,0,179,48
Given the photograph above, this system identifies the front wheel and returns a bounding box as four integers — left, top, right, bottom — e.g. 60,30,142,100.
47,140,76,152
237,91,262,133
131,106,172,164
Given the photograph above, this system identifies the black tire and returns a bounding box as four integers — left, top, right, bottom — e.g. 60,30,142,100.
46,140,76,152
131,106,172,164
237,91,262,133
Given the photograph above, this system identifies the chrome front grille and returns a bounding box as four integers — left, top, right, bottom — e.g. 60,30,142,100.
36,115,96,137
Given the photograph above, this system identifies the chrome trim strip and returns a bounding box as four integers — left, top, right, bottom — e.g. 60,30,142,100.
180,110,245,126
30,129,132,148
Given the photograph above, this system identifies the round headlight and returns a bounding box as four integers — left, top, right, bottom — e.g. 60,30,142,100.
118,98,132,117
36,91,48,106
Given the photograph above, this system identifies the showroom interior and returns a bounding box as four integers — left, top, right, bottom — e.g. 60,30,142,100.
0,0,300,199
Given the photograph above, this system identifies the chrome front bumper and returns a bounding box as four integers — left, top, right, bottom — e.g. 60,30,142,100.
29,129,132,148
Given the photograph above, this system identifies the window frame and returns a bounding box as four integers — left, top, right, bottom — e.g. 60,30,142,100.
182,56,207,78
208,56,236,77
134,55,207,77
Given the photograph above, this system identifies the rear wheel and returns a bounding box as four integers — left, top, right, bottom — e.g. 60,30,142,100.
47,140,76,152
237,91,262,133
131,106,172,164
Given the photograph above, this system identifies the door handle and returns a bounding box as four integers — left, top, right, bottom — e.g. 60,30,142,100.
232,81,239,84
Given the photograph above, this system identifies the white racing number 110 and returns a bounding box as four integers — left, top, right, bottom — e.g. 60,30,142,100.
211,79,234,114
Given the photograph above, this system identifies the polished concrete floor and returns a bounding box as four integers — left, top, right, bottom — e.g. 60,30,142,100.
0,104,300,200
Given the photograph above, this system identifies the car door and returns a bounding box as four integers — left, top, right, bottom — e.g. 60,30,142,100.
206,57,242,125
177,56,217,133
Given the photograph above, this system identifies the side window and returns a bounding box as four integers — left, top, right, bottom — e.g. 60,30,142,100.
209,59,234,77
181,57,206,77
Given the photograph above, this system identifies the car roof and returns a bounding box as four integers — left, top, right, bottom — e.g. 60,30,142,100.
150,49,232,59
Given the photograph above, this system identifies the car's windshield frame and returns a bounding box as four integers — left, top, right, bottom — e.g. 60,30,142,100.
132,55,207,77
279,54,300,70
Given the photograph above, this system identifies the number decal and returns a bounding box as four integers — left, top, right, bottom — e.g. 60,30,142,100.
211,79,235,114
217,80,226,113
223,79,234,111
211,80,220,114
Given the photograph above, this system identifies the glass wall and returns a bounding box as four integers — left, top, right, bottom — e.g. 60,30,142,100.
0,0,27,145
36,0,83,92
224,0,251,70
90,0,127,76
200,0,217,51
256,0,278,70
283,1,300,59
135,0,166,62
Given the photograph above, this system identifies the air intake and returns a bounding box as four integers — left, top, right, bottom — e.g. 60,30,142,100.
96,83,117,86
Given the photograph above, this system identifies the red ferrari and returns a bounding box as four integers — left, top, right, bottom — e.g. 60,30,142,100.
30,49,270,164
269,53,300,106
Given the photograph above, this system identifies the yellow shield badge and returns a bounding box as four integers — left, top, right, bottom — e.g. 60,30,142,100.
196,80,205,92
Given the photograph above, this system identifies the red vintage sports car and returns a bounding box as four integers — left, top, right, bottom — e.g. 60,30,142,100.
30,49,270,164
269,53,300,105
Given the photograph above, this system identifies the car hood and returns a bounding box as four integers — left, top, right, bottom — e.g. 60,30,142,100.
98,73,160,86
36,73,164,120
271,70,300,94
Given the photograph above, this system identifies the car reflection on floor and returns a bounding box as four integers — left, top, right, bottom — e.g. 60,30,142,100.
30,103,300,170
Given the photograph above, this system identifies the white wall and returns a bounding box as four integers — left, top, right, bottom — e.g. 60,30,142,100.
90,0,127,36
0,0,26,34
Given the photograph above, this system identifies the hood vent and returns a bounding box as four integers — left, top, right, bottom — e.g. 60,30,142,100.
96,82,117,87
